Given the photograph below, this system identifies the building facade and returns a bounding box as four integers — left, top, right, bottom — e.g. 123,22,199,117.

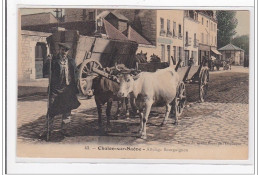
20,9,219,82
183,10,199,66
197,11,219,65
21,12,58,27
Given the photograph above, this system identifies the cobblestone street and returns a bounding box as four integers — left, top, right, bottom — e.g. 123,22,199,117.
17,66,249,146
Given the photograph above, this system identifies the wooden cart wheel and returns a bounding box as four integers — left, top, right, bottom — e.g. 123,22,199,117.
174,81,186,117
199,69,209,102
79,59,102,95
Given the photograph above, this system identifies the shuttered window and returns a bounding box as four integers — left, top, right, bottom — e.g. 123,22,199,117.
173,22,176,37
161,44,165,62
167,45,171,63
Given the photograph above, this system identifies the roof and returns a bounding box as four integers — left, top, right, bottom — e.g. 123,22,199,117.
211,48,222,55
218,43,244,51
21,12,54,16
21,12,58,26
103,19,129,41
97,10,129,21
126,26,151,45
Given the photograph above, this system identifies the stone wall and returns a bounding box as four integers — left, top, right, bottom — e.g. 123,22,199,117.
21,13,58,27
18,30,51,81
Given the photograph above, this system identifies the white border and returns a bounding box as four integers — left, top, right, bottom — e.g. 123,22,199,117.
5,0,256,174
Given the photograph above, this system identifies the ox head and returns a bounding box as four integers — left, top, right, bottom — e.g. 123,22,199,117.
81,73,99,98
117,68,140,98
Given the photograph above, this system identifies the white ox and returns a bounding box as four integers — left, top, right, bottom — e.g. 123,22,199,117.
117,67,180,139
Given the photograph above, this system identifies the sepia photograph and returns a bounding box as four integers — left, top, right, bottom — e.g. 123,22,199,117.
16,7,251,160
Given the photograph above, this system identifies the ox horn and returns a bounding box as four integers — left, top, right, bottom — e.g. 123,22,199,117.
115,64,121,71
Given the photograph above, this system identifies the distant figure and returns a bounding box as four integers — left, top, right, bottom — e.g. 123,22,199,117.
40,43,80,140
229,57,233,70
188,57,194,66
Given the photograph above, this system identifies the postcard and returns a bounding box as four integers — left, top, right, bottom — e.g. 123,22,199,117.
16,7,251,162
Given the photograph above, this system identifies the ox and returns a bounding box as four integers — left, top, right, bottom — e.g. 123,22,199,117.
117,67,180,139
84,72,131,132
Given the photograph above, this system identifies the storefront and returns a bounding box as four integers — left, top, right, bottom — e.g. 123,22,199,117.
198,44,210,65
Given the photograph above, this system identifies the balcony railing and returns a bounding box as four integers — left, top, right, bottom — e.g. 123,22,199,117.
166,31,172,37
160,29,166,36
178,33,183,39
193,39,199,47
185,37,192,46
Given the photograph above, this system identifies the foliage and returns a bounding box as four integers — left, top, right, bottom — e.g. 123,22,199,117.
216,11,238,49
231,35,249,56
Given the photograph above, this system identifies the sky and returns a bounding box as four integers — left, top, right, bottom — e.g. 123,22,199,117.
20,9,251,37
20,8,56,15
235,11,250,36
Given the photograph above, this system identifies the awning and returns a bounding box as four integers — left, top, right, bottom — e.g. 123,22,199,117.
211,48,222,55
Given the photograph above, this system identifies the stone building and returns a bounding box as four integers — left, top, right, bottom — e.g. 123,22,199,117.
18,30,51,81
21,12,58,27
116,9,184,63
218,43,245,65
183,10,199,66
197,11,220,64
20,9,219,79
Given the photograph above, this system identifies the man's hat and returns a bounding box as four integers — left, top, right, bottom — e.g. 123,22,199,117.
58,43,71,51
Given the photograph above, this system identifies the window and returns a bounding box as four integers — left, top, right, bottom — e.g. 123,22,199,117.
89,11,94,20
194,12,198,21
160,18,165,36
173,22,176,37
226,52,231,58
178,24,182,37
206,34,209,45
184,50,189,66
194,33,197,46
161,45,165,62
167,45,171,63
178,47,182,61
202,17,204,25
167,19,170,32
173,46,177,64
160,18,164,30
215,36,217,45
201,33,204,44
166,20,172,37
207,20,208,27
192,51,197,64
185,31,189,45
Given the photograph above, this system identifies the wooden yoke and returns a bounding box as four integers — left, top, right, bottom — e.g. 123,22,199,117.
92,67,120,83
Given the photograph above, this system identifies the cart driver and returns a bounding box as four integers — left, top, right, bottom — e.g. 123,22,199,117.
40,43,80,140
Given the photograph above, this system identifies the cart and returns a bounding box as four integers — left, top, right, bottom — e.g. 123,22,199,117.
47,30,209,119
47,30,138,95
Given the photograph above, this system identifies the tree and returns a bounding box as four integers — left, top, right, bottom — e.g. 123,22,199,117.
232,35,249,56
216,11,238,49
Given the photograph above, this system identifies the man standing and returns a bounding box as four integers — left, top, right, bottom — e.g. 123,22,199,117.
40,43,80,140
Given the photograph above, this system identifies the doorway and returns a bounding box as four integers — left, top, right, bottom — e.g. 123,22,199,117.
35,42,48,79
184,50,189,66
